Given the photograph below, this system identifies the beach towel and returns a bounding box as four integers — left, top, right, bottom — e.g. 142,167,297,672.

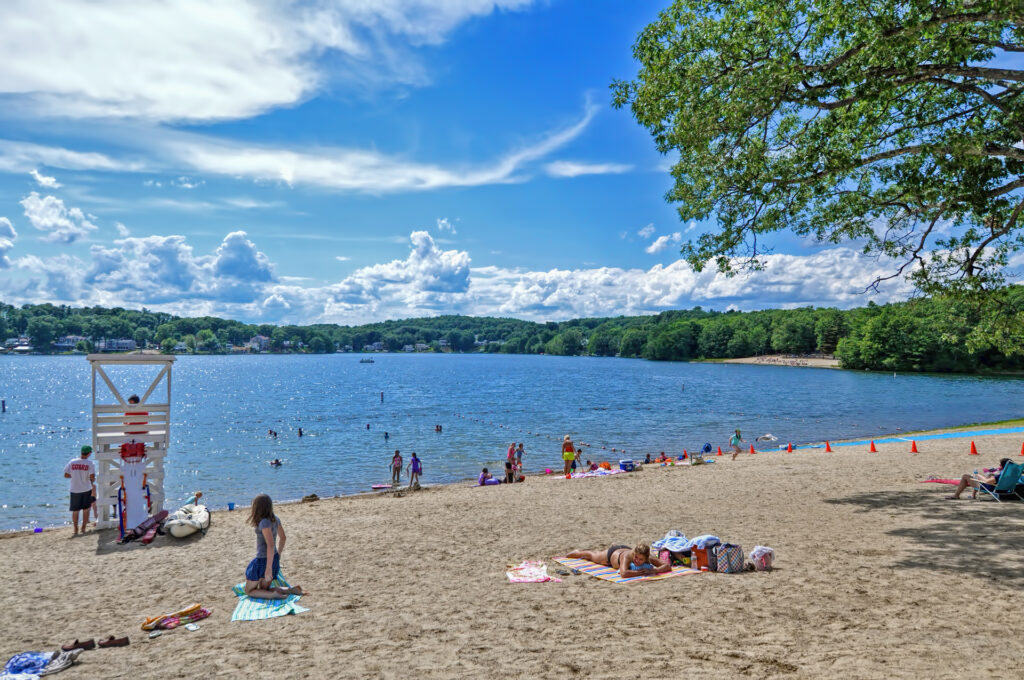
231,575,308,621
552,557,701,583
569,468,625,479
506,560,562,583
1,651,55,680
142,603,208,630
651,531,689,552
919,479,959,485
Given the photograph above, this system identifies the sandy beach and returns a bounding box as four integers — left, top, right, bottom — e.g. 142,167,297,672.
718,355,841,368
4,424,1024,679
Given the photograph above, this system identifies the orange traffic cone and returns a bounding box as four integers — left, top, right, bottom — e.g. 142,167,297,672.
969,441,978,455
910,440,918,453
717,446,723,456
749,443,755,454
869,441,877,452
787,442,793,453
682,450,687,459
1020,441,1024,457
825,441,832,452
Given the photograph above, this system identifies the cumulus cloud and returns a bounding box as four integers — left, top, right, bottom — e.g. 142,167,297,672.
637,224,655,239
645,232,682,254
29,169,61,188
115,222,130,237
0,217,16,268
436,217,456,234
20,192,97,244
0,0,537,122
0,227,913,325
545,161,633,177
172,176,204,189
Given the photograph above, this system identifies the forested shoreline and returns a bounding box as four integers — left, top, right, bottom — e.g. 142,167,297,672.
3,290,1023,373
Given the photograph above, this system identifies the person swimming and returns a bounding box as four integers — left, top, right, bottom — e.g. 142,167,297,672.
269,459,282,467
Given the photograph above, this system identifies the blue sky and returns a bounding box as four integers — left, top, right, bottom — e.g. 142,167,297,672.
0,0,914,325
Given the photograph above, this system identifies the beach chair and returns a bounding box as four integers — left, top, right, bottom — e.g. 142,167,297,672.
977,461,1024,502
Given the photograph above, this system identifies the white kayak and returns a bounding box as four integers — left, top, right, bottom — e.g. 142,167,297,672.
164,503,210,538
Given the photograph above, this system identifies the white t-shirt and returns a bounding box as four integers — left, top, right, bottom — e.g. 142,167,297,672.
64,457,95,493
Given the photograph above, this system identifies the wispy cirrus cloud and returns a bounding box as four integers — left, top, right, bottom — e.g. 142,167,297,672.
545,160,632,178
0,216,16,267
0,0,538,123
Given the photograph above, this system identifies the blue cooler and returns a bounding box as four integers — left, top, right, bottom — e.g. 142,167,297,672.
619,459,635,472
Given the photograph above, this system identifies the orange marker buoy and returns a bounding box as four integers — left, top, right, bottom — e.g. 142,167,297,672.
969,440,978,455
910,440,918,453
825,441,832,452
869,441,877,452
786,442,793,453
749,443,755,454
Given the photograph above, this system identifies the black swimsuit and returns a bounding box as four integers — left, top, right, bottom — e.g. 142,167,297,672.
606,545,629,566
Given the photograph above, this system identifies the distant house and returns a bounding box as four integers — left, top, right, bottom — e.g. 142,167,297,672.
5,337,28,349
97,338,137,352
414,343,429,351
362,341,384,352
249,335,270,352
230,345,249,354
342,344,353,353
54,335,88,351
402,344,415,352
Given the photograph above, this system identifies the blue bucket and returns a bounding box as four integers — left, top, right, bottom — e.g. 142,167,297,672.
227,502,235,511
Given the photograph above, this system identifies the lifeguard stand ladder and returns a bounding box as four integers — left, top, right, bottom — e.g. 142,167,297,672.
87,354,174,530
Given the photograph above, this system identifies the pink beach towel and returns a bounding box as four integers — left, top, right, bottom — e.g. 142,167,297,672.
919,479,959,485
506,560,562,583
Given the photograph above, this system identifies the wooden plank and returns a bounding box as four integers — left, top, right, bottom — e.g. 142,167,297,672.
95,415,169,424
87,354,175,364
94,366,126,406
93,403,169,413
140,364,169,404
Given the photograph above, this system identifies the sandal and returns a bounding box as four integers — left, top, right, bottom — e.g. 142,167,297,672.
60,639,95,651
98,636,129,648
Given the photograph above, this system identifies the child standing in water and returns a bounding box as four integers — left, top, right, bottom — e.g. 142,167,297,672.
406,452,423,489
244,494,304,599
390,450,403,485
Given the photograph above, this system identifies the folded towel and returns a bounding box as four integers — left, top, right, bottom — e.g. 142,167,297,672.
231,575,308,621
652,532,689,552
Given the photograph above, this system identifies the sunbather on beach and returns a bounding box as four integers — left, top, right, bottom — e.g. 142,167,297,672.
947,458,1011,500
566,543,670,578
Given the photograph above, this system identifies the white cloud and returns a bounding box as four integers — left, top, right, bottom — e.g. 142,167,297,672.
29,169,61,188
172,176,204,189
436,217,456,233
545,161,633,177
0,140,134,174
637,224,655,239
115,222,130,237
0,0,537,122
157,103,596,192
335,256,351,262
645,232,682,254
0,217,16,268
684,220,696,233
143,179,162,187
0,228,913,325
19,192,97,244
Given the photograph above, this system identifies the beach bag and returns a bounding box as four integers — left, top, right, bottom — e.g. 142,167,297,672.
691,547,716,571
714,544,744,573
750,546,774,571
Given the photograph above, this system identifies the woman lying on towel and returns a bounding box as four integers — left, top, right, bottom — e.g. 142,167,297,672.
947,458,1011,500
566,543,671,578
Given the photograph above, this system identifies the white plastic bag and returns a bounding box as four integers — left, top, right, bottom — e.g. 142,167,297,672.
750,545,774,571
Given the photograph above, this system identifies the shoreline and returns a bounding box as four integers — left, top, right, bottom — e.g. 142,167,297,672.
712,354,840,368
10,418,1022,537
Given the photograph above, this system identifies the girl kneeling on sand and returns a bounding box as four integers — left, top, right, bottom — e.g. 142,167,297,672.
245,494,305,599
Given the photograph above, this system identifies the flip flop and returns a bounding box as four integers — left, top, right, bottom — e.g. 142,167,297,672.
98,636,129,648
945,496,963,500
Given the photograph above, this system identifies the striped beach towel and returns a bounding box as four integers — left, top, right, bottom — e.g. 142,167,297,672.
553,557,701,583
231,575,308,621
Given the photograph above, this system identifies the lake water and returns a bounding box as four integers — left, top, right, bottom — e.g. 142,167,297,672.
1,353,1022,531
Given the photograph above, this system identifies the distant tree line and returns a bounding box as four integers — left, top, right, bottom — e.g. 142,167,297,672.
3,288,1024,373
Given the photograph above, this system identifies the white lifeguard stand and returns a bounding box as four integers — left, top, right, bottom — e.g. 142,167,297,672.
87,354,174,530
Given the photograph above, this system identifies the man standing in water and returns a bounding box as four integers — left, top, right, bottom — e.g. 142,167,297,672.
64,445,96,536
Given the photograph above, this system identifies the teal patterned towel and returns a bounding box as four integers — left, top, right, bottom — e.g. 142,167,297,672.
231,575,308,621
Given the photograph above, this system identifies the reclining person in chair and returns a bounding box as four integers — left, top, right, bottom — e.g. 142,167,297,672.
947,458,1011,500
566,543,671,577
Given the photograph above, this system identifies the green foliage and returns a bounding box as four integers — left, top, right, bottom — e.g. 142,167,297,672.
26,316,57,350
613,0,1024,297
